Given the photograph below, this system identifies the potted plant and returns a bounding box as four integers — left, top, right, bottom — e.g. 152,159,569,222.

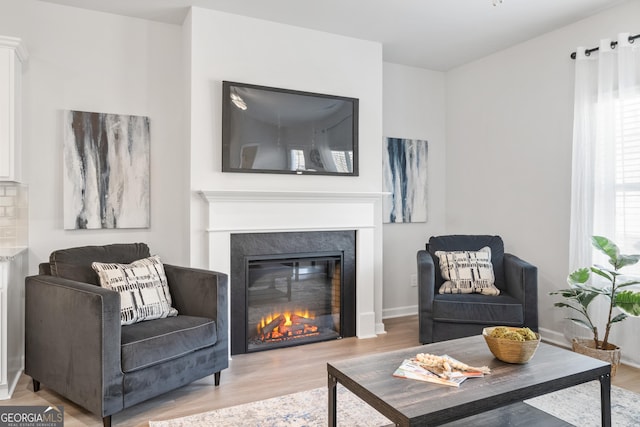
550,236,640,376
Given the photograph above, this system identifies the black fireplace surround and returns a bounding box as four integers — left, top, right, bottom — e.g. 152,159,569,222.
230,231,356,355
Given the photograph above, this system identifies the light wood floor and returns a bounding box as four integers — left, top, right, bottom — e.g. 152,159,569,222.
2,316,639,426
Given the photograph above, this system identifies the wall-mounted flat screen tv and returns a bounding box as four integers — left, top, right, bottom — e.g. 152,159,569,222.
222,81,359,176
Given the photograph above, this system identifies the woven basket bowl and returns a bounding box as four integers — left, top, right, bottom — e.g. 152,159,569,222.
482,326,541,364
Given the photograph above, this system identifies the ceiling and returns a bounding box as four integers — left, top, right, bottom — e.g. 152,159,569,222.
38,0,627,70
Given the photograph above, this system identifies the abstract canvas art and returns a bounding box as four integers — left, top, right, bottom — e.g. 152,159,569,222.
383,137,428,223
63,110,150,229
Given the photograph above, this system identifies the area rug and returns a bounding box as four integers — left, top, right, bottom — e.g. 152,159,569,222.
149,381,640,427
524,380,640,427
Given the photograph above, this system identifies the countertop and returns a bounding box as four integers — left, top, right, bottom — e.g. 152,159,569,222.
0,247,27,261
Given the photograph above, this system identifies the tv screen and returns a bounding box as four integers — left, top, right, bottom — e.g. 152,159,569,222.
222,81,359,176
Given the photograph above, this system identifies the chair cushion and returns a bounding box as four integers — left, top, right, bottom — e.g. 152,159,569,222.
49,243,151,285
92,255,178,325
432,293,523,325
428,235,506,291
121,315,217,373
435,246,500,296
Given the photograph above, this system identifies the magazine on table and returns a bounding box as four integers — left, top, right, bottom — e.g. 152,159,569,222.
392,355,486,387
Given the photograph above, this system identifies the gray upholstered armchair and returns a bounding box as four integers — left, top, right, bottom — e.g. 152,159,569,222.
25,243,228,427
417,235,538,344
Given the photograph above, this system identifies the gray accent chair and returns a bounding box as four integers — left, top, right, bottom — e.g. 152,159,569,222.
25,243,228,427
417,235,538,344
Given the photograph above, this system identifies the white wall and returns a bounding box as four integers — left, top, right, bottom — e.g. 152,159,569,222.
0,0,187,270
186,8,383,266
382,63,447,318
446,0,640,364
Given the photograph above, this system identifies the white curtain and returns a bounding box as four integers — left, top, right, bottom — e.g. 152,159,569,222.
569,33,640,365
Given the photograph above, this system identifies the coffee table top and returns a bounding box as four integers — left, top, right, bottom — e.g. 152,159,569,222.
327,335,610,425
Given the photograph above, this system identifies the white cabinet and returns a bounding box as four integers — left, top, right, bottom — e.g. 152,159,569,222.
0,248,26,399
0,37,27,182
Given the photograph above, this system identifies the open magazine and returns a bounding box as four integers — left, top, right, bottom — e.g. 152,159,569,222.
393,355,486,387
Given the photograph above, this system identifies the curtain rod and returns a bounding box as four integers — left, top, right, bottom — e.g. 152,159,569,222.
570,33,639,59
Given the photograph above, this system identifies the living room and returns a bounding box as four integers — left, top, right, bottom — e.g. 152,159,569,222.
1,0,640,425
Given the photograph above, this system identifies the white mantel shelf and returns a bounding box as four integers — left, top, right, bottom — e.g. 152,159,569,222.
199,190,386,203
199,189,386,339
199,190,387,234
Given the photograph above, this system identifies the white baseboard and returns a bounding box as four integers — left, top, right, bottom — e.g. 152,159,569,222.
539,327,570,348
539,327,640,369
382,305,418,319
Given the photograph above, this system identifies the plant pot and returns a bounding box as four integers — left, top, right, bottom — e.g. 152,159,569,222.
572,338,621,377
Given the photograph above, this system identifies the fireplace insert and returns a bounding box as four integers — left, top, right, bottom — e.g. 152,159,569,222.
246,252,342,352
230,230,356,355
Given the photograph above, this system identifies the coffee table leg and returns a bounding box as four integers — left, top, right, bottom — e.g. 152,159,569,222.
328,373,337,427
599,372,611,427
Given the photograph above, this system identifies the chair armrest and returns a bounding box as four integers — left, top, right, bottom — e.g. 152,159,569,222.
503,253,538,331
417,250,436,305
25,275,123,418
417,250,436,343
38,262,51,275
164,264,228,349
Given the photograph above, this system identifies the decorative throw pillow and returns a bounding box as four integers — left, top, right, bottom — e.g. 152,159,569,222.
435,246,500,296
92,255,178,325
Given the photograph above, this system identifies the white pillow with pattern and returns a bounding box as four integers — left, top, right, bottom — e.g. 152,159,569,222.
92,255,178,325
435,246,500,296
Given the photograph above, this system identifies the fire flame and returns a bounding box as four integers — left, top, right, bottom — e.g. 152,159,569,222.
258,309,314,331
256,309,319,342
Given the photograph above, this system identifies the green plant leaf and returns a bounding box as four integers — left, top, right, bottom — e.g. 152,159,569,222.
590,267,613,282
572,281,606,293
617,254,640,269
610,313,628,323
597,285,614,296
553,302,573,308
592,236,619,264
618,280,640,288
568,268,590,284
598,267,620,277
577,288,601,306
552,288,581,298
615,290,640,316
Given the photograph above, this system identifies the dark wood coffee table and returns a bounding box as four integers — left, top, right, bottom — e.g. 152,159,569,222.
327,335,611,426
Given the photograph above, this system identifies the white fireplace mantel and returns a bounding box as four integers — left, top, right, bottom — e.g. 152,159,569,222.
199,189,386,339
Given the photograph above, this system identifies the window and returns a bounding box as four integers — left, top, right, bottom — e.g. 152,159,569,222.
614,94,640,272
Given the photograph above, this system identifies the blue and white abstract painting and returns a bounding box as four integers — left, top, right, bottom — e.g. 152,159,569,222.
63,110,150,229
383,137,428,223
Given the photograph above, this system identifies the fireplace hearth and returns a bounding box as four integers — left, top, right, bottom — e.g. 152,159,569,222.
230,231,356,355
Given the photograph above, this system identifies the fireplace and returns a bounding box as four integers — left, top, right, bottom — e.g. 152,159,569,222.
230,231,356,355
200,190,385,352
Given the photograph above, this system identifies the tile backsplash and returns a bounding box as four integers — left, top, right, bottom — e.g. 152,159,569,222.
0,184,28,247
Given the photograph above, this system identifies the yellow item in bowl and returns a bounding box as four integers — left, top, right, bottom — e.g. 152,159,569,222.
483,326,541,364
489,326,537,341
